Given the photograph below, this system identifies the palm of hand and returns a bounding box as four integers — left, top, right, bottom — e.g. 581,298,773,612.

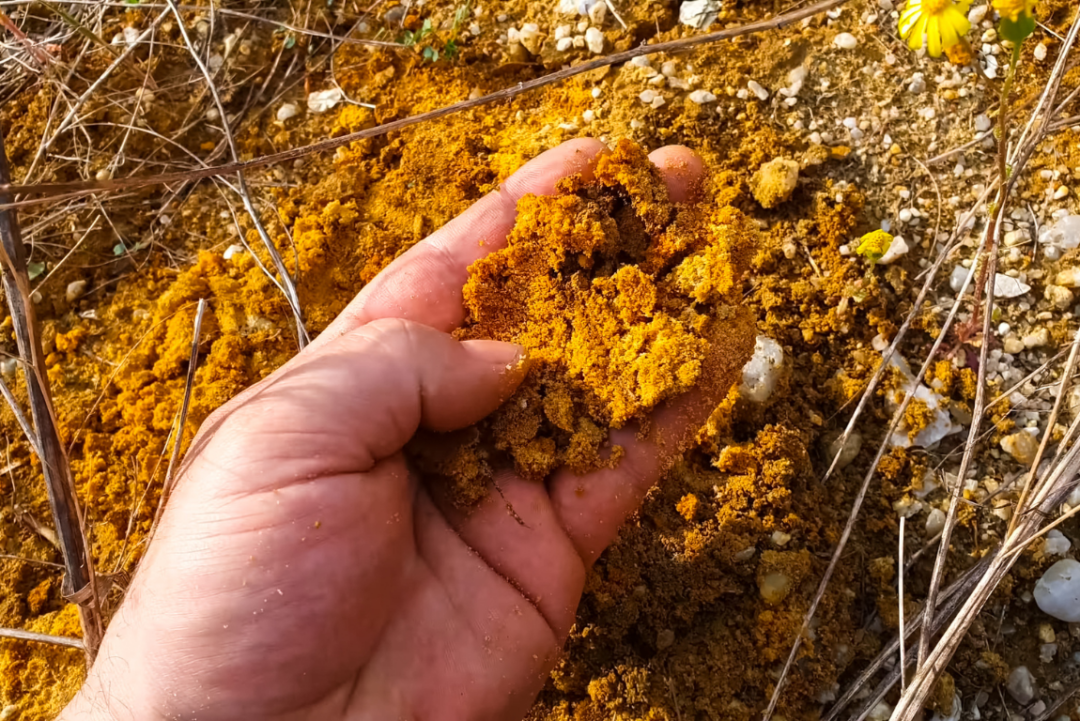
68,140,711,721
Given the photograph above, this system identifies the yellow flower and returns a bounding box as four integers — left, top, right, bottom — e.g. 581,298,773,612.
992,0,1035,22
899,0,972,57
856,230,893,263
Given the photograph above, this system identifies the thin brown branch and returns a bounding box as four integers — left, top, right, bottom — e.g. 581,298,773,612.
0,0,850,209
0,126,102,659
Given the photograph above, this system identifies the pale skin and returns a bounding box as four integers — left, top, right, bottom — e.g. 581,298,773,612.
60,138,710,721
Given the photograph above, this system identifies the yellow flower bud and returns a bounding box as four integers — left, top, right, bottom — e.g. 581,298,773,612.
856,230,893,264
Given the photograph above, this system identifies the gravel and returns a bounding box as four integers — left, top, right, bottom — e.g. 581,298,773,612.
833,32,858,49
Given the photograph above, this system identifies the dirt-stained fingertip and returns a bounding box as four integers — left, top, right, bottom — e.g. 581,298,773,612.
648,145,707,203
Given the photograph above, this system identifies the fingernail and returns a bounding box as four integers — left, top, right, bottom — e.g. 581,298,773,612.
464,340,529,374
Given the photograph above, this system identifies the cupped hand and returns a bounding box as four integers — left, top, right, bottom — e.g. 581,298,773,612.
62,139,711,721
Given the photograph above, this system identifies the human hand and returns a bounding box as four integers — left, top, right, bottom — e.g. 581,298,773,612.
61,139,712,721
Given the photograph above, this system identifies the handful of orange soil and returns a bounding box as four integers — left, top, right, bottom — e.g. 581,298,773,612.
410,140,758,505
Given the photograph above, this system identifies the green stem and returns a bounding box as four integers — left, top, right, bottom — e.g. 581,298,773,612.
996,42,1022,183
971,41,1022,325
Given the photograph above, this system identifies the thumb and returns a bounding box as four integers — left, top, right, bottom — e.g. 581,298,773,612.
208,318,527,477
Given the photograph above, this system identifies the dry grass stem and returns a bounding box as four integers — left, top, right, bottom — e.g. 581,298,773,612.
0,626,84,650
0,126,102,658
0,552,63,569
898,515,907,693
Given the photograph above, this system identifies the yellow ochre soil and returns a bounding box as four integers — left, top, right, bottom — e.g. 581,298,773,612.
412,140,756,504
1,1,1079,719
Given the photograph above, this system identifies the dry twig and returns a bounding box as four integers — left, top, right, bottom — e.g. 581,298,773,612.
0,126,102,658
0,626,84,650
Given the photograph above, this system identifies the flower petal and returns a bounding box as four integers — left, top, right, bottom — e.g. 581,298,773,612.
945,5,972,37
927,15,942,56
939,11,960,48
907,13,928,49
899,5,924,36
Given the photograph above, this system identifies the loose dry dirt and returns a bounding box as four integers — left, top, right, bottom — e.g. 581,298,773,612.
1,1,1079,720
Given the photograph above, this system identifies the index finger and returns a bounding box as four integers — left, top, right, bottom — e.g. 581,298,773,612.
307,138,606,352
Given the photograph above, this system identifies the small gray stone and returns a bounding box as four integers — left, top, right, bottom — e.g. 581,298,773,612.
1006,666,1037,705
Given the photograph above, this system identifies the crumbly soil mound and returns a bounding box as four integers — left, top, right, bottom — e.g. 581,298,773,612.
416,140,756,503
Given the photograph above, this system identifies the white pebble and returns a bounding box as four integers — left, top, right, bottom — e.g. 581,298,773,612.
747,80,769,101
834,32,858,50
584,27,604,54
1041,215,1080,252
556,37,574,52
587,0,607,25
679,0,720,29
688,89,717,104
1054,185,1071,200
66,279,87,303
968,4,988,24
994,274,1032,298
1034,42,1048,61
1044,529,1072,556
739,336,784,403
1036,559,1080,621
307,88,343,114
276,103,300,122
223,244,245,260
975,114,992,132
925,508,946,535
878,235,909,264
